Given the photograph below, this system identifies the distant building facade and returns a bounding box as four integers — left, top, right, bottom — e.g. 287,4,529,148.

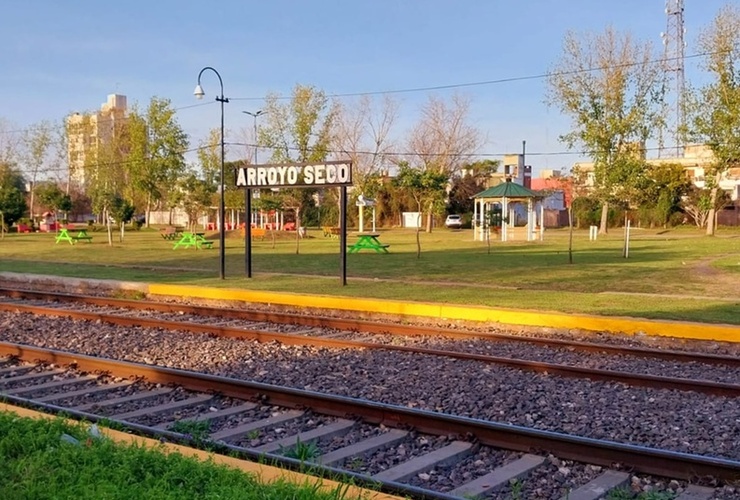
67,94,128,187
573,144,740,202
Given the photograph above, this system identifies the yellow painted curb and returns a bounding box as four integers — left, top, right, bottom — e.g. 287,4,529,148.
148,283,740,343
0,403,404,500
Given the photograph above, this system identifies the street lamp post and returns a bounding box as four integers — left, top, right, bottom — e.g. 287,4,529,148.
241,110,266,278
193,67,229,280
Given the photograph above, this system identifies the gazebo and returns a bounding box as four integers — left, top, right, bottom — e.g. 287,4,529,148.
472,179,544,242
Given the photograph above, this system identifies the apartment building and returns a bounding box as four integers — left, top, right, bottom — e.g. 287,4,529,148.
573,144,740,202
67,94,128,186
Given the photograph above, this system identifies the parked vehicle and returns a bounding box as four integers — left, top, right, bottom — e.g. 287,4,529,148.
445,214,462,229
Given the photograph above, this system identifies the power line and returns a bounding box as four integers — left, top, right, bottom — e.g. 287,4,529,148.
0,101,216,137
224,141,674,161
229,51,717,101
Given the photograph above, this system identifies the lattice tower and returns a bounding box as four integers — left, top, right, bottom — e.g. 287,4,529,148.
660,0,686,157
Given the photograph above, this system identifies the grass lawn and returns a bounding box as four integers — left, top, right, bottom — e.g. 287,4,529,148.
0,410,363,500
0,224,738,325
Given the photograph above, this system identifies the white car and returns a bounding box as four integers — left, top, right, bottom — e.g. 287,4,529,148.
445,214,462,229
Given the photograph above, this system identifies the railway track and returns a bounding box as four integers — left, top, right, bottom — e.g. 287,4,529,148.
0,288,738,398
1,343,736,500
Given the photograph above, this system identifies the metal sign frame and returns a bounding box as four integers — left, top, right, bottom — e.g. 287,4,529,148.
236,161,353,286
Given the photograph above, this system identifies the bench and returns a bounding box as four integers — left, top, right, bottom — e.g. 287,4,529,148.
160,227,182,240
239,227,267,240
73,235,93,243
322,226,341,238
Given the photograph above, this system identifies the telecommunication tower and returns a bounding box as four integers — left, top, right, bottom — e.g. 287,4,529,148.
660,0,686,158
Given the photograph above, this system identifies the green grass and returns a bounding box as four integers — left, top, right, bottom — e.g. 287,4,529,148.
0,411,362,500
0,225,738,324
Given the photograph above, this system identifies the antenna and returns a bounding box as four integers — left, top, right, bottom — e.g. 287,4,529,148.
660,0,686,158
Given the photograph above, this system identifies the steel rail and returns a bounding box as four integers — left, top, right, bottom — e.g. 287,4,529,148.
1,287,737,368
1,341,739,482
0,300,738,397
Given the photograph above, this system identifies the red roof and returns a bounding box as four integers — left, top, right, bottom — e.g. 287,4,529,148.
530,177,573,206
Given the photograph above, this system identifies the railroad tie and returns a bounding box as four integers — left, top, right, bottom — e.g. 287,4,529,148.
154,403,258,430
0,369,65,388
2,375,98,396
449,454,546,498
254,419,356,454
72,387,174,412
35,381,134,403
674,485,716,500
319,429,409,466
560,470,630,500
0,364,35,376
371,441,473,483
112,394,213,421
210,410,305,443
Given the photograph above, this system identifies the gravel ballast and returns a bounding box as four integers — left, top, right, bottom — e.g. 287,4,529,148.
1,311,739,462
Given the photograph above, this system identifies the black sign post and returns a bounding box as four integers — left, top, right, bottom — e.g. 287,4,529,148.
235,160,353,286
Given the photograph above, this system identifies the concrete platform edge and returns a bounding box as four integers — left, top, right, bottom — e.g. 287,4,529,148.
2,272,738,343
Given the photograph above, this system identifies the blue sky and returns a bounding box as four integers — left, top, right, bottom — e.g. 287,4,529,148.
0,0,728,175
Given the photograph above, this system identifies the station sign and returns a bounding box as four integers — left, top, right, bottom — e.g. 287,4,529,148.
235,160,352,189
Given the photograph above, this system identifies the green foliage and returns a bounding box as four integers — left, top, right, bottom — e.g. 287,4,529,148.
170,419,211,443
0,186,27,227
127,97,190,215
548,27,664,232
109,196,135,225
260,84,337,235
571,197,601,228
0,412,353,499
281,438,321,462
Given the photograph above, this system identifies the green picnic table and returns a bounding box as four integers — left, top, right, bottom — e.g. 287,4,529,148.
172,232,213,250
347,232,390,253
55,228,93,245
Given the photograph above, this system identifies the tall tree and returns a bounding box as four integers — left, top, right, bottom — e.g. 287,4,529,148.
21,120,54,221
685,4,740,235
332,95,398,195
127,97,189,226
393,162,448,258
407,94,483,232
547,27,664,235
261,84,337,253
0,163,27,231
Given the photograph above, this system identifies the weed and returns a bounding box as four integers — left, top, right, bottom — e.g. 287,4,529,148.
170,419,211,442
246,429,261,440
281,437,321,462
509,478,524,500
346,456,365,471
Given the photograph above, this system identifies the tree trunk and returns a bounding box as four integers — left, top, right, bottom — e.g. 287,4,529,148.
568,206,573,264
416,205,422,258
425,209,433,233
706,183,719,236
599,201,609,235
294,207,301,255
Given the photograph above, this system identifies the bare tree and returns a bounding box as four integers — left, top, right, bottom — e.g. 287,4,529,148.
547,27,664,235
333,95,399,194
21,120,54,221
406,93,483,232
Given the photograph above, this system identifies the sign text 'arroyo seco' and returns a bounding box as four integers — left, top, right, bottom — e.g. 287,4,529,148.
235,161,352,189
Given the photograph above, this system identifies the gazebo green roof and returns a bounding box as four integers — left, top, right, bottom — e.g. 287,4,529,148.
473,181,541,199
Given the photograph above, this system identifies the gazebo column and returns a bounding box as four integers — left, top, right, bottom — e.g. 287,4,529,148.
473,199,478,241
540,203,545,241
501,197,508,242
527,198,534,241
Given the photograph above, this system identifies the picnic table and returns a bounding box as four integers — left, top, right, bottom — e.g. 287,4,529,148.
322,226,341,239
160,226,183,240
172,232,213,250
55,228,93,245
347,232,390,254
